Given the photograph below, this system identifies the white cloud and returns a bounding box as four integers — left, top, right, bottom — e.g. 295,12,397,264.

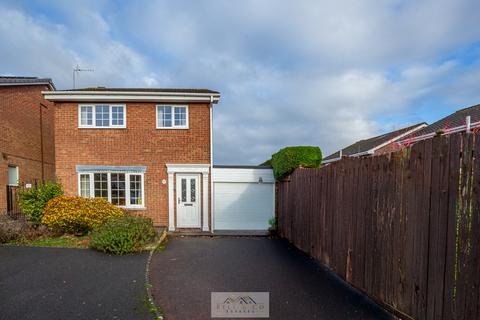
0,5,159,89
1,1,480,163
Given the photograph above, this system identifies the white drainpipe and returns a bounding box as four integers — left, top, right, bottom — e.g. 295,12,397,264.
210,96,214,232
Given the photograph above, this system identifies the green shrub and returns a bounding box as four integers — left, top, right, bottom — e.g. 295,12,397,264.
89,215,156,255
42,196,125,234
18,182,63,223
271,146,322,180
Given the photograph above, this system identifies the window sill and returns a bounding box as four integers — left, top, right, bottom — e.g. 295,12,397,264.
121,207,146,211
156,127,189,130
78,126,127,129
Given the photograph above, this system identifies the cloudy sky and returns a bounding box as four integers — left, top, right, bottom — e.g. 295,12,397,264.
1,0,480,164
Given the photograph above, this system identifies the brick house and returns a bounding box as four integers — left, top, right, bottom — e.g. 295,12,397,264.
323,122,427,163
43,88,220,231
392,104,480,147
0,76,56,213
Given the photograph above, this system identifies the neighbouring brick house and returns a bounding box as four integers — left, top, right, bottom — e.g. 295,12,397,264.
0,76,56,214
367,104,480,153
323,122,427,163
43,88,220,230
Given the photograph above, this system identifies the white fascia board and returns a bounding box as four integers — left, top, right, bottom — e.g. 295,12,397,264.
212,167,275,183
396,121,480,145
42,91,220,104
322,157,341,164
349,150,375,158
348,123,428,158
2,82,55,90
368,123,428,153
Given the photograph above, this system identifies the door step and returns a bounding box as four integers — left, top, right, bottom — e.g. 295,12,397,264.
169,230,269,236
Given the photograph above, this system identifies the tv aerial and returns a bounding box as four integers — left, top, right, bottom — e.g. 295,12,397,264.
72,64,94,89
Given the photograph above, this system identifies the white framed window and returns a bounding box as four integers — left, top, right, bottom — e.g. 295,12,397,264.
79,106,93,126
79,174,91,197
156,105,188,129
78,172,144,209
110,173,126,206
129,174,143,206
95,105,109,127
111,106,125,126
78,104,126,128
94,173,109,199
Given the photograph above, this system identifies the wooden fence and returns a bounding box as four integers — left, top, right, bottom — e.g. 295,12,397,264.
277,132,480,320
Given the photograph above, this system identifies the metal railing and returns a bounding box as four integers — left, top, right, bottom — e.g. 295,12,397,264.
6,185,22,219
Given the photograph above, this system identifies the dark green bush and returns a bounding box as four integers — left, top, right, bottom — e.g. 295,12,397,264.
271,146,322,180
18,182,63,223
89,215,156,255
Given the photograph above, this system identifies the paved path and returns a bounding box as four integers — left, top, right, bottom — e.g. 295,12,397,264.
150,237,393,320
0,246,150,320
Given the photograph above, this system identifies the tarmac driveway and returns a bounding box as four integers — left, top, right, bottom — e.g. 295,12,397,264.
150,237,392,320
0,246,151,320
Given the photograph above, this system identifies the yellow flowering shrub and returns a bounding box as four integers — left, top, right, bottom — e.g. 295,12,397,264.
42,196,125,234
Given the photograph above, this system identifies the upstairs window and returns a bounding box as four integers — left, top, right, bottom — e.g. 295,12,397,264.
157,105,188,129
111,106,125,126
95,105,109,127
79,106,93,126
78,105,126,128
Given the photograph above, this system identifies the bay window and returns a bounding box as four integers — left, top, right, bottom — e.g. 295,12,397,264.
129,174,143,206
79,174,91,197
78,172,144,208
110,173,126,206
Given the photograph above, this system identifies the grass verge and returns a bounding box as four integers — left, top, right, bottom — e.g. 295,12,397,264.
6,234,90,248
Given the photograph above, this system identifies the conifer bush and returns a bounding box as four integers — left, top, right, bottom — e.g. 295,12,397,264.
270,146,322,180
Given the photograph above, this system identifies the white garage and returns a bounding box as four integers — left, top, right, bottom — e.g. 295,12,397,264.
212,166,275,232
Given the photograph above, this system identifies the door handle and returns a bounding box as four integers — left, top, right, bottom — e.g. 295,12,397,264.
178,198,180,204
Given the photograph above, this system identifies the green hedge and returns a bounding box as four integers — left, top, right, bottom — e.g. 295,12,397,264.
271,146,322,180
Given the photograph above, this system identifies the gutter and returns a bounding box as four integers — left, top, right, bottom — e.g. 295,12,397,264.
348,150,375,158
368,123,427,153
1,82,56,90
322,157,341,164
42,90,220,103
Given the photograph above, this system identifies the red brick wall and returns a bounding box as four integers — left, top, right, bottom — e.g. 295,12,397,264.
0,85,55,213
54,102,211,226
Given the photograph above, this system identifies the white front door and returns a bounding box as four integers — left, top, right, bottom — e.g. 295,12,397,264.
176,174,201,228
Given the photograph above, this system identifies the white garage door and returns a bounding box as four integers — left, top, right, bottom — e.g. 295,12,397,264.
213,166,275,231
